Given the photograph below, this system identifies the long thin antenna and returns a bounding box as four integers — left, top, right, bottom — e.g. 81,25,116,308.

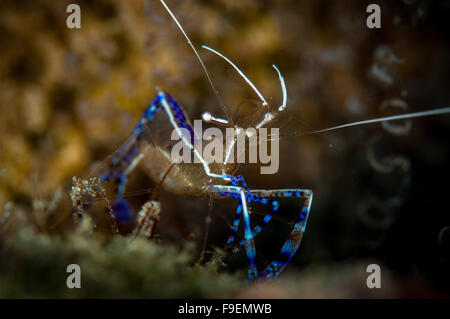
272,64,287,111
252,65,287,129
202,45,269,107
305,107,450,135
159,0,231,122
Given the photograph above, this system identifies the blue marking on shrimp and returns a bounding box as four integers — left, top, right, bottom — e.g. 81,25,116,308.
95,92,313,281
164,92,195,144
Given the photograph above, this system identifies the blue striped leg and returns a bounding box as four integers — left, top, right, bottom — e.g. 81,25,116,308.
251,189,313,279
226,195,280,248
100,92,195,224
212,185,258,280
213,185,313,280
222,175,280,250
226,203,242,248
224,175,248,248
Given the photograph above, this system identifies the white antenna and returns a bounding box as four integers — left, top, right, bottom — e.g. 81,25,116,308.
306,107,450,135
158,0,231,121
272,65,287,111
202,45,269,107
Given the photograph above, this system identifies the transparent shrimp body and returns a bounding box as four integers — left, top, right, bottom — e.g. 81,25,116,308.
91,0,450,281
97,84,312,280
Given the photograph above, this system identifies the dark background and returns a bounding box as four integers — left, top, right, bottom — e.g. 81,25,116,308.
0,0,449,298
